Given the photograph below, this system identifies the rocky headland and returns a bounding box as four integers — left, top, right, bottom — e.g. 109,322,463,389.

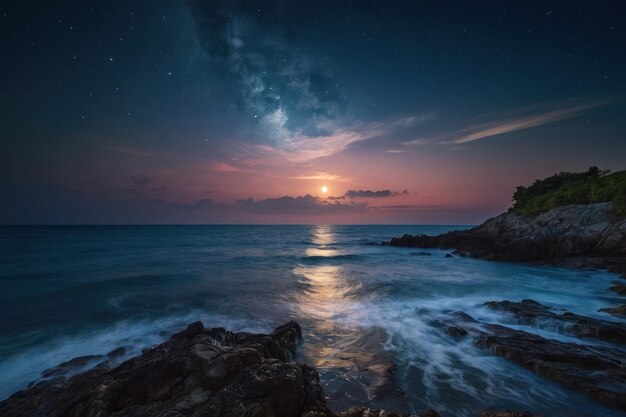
384,202,626,270
382,197,626,413
0,321,539,417
384,202,626,316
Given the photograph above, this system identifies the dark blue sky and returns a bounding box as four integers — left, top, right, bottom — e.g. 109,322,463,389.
1,1,625,224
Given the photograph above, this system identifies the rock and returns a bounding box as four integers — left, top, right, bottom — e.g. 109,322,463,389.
0,321,537,417
40,355,106,378
480,412,534,417
336,407,440,417
484,299,626,344
411,252,432,256
449,313,626,412
106,346,126,359
384,203,626,266
0,321,319,417
445,253,453,258
600,304,626,317
609,282,626,296
447,326,468,338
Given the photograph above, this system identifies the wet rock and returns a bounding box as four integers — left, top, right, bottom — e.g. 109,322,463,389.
445,253,453,258
484,299,626,344
41,354,106,378
600,304,626,317
106,346,126,359
609,282,626,296
384,203,626,267
336,407,439,417
449,313,626,412
447,326,468,338
480,412,534,417
0,321,319,417
0,320,539,417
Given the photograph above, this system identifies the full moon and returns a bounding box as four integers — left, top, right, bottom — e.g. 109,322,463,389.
321,186,328,193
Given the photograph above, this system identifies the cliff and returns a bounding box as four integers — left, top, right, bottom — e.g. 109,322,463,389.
385,202,626,267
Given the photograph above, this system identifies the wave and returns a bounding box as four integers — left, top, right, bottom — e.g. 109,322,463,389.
300,254,364,262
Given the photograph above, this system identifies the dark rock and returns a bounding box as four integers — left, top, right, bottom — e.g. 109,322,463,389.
480,412,535,417
600,304,626,317
484,299,626,344
447,326,468,338
41,355,106,378
384,203,626,267
0,321,317,417
336,407,440,417
411,252,432,256
445,253,453,258
609,282,626,296
106,346,126,359
450,313,626,412
0,320,538,417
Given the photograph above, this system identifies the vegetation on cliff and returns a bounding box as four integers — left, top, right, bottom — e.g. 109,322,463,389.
510,167,626,216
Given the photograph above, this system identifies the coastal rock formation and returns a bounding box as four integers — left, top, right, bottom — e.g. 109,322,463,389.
2,321,495,417
384,202,626,267
384,202,626,317
0,321,320,417
483,299,626,344
446,312,626,412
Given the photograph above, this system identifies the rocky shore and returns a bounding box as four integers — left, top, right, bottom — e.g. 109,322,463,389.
380,202,626,413
384,202,626,316
0,321,540,417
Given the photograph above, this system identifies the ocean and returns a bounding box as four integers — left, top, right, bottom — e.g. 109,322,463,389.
0,225,623,417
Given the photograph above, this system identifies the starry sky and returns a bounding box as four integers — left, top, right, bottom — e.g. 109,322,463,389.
1,0,625,224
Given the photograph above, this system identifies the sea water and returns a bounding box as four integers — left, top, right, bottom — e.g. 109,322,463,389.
0,225,624,416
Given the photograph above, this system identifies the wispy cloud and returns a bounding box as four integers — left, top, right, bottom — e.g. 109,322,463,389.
211,162,245,172
289,172,352,182
403,96,620,146
451,98,617,144
244,116,423,163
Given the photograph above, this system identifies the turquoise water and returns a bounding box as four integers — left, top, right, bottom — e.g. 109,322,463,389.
0,225,624,416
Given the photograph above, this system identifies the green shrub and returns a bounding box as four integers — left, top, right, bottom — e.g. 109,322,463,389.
510,167,626,216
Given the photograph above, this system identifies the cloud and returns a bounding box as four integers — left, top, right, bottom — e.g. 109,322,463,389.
403,97,620,146
234,194,367,215
131,176,150,185
152,186,170,192
451,98,618,144
344,189,408,198
289,172,352,182
242,116,420,163
211,162,244,172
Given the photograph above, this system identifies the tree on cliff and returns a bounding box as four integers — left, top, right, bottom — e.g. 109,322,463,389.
510,167,626,216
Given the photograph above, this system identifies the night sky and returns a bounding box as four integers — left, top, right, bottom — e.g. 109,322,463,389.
2,1,625,224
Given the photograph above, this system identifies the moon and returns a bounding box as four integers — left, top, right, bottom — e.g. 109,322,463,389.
321,186,328,193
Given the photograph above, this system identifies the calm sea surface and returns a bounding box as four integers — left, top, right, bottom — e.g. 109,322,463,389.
0,225,624,416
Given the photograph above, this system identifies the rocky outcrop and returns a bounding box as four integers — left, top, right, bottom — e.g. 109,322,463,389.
384,202,626,316
0,321,318,417
1,321,538,417
384,203,626,266
445,312,626,412
483,299,626,344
